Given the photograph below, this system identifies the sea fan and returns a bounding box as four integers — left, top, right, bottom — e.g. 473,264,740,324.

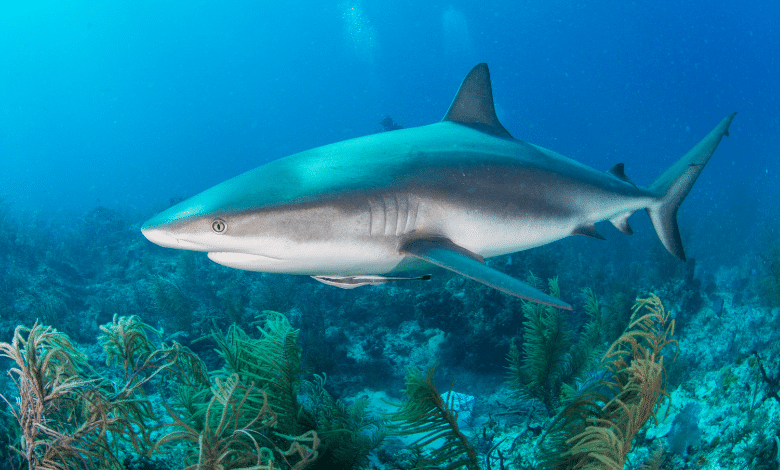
389,365,479,470
539,294,678,469
212,311,303,435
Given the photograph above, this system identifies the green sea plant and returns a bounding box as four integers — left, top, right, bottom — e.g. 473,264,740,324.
506,277,571,412
539,294,678,469
559,288,606,404
98,313,210,453
154,373,319,470
388,365,479,470
98,314,209,390
1,322,126,469
302,374,385,469
506,280,604,412
0,316,211,470
601,290,634,344
207,311,395,469
100,314,162,372
211,312,304,435
99,314,209,394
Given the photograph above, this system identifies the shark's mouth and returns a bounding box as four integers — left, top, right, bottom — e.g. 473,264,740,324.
207,252,285,271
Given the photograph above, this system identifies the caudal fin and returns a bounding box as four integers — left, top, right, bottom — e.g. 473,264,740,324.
647,113,736,261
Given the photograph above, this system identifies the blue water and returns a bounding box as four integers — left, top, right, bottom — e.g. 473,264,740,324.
2,1,776,240
1,2,779,467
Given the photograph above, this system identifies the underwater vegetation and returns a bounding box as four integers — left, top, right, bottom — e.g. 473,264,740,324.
0,317,205,469
0,312,390,469
506,279,604,413
2,200,780,468
389,365,479,470
537,294,677,469
0,292,682,469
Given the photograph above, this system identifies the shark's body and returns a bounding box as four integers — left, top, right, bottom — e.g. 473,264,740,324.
142,64,735,310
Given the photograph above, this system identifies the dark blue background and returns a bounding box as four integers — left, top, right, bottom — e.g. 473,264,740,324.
1,0,776,265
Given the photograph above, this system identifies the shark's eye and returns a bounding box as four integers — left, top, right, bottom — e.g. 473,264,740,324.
211,219,227,233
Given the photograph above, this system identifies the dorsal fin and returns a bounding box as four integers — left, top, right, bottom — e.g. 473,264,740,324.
442,63,514,139
608,163,637,187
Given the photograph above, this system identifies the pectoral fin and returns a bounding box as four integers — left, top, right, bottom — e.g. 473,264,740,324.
401,238,572,310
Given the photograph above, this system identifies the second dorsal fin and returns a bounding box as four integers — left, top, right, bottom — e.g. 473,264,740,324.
442,63,514,139
608,163,637,187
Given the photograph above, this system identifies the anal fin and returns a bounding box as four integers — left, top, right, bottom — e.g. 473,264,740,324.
401,237,572,310
572,223,606,240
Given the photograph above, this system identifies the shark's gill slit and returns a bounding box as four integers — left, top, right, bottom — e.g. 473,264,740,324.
368,198,373,236
378,197,386,238
385,195,398,237
395,194,408,237
407,201,419,235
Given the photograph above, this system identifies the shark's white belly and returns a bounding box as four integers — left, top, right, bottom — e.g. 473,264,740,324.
427,200,575,258
207,201,407,275
208,239,406,275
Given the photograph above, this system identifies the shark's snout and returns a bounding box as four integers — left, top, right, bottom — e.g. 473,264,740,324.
141,226,180,248
142,225,216,251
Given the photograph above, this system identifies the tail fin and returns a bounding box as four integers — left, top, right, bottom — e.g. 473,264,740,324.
647,113,736,261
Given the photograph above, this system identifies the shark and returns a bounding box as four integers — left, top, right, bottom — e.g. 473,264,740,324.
141,63,735,310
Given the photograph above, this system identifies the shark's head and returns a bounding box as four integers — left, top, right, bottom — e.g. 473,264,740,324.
140,146,362,273
141,166,273,254
140,131,409,258
141,195,233,253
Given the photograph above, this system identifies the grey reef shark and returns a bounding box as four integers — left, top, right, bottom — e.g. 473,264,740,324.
142,63,735,311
